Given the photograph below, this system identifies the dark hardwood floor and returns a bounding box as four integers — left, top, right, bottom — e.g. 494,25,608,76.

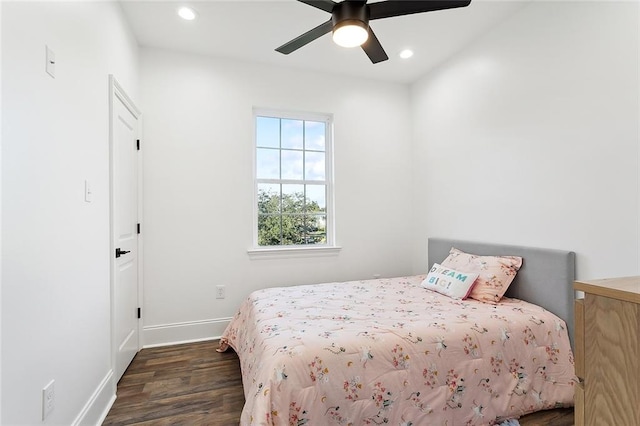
103,340,574,425
103,340,244,425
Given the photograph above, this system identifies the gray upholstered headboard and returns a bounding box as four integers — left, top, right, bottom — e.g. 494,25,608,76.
428,238,576,347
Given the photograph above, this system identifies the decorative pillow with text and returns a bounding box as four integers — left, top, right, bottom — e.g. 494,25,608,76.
421,263,479,299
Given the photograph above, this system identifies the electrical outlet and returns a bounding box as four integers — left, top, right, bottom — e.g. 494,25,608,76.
216,285,225,299
42,380,55,420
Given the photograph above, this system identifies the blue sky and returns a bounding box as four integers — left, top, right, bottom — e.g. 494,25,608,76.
256,116,327,211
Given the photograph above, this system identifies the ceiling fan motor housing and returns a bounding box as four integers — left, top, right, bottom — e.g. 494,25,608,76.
332,1,370,31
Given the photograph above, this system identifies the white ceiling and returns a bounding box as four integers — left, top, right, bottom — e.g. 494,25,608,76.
120,0,530,84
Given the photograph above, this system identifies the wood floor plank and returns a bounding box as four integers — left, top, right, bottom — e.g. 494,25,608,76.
102,340,573,425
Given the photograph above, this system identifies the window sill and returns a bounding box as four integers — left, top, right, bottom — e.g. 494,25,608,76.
247,245,342,260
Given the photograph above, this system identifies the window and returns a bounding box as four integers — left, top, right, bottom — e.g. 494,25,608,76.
252,109,335,251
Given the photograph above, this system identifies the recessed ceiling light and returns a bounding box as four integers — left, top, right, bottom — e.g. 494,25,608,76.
399,49,414,59
178,7,197,21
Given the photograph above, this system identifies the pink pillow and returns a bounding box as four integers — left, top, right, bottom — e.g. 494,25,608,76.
440,247,522,304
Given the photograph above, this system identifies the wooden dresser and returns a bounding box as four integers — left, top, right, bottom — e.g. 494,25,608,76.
573,277,640,426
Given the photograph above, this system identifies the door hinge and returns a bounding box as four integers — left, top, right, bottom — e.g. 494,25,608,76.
137,223,141,234
137,307,141,319
136,139,140,151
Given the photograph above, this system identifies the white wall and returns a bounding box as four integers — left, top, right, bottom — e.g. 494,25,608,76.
140,48,413,345
411,1,639,279
1,2,138,424
0,0,3,422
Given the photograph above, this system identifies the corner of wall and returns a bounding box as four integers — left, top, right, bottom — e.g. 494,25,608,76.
142,317,231,348
0,0,4,421
71,371,116,426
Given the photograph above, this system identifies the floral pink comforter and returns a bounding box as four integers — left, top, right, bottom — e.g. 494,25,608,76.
219,275,575,425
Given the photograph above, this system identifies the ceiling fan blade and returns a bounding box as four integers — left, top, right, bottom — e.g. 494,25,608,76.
297,0,337,13
369,0,471,20
361,27,388,64
276,20,334,55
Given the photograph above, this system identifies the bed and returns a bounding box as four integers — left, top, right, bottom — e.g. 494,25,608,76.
219,238,577,425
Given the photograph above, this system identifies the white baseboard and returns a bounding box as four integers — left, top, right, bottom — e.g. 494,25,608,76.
142,317,232,348
72,369,115,426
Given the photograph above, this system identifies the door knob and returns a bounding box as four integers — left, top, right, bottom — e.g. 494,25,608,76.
115,248,131,258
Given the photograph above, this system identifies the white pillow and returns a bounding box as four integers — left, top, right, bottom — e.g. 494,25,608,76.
421,263,479,299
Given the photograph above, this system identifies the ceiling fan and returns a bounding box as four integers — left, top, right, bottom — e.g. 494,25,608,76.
276,0,472,64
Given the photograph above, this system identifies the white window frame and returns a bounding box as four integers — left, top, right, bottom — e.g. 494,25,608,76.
248,108,340,258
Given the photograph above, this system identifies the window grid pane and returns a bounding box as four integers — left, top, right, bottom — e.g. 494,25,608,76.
281,150,304,180
257,149,280,180
257,183,281,214
281,119,303,149
256,117,280,148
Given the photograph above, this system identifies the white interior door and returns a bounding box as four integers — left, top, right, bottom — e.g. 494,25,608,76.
111,77,140,382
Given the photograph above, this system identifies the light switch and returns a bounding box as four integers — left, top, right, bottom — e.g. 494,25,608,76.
84,180,92,203
46,45,55,78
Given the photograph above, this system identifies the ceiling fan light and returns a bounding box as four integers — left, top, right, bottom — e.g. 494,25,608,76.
332,21,369,48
